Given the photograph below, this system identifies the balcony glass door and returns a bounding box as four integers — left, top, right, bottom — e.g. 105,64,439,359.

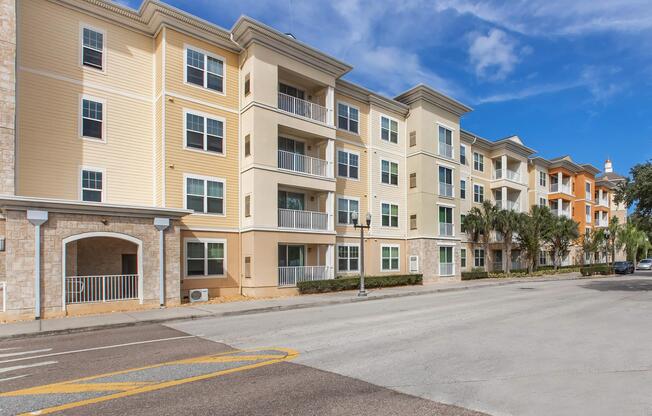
278,191,305,211
278,244,305,267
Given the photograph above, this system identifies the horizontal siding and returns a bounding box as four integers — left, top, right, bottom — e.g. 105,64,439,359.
336,142,368,234
335,93,369,145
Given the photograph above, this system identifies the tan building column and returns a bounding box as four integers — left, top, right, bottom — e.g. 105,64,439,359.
326,86,335,126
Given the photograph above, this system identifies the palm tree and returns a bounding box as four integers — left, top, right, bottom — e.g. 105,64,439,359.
516,205,553,273
463,201,497,272
617,223,651,263
581,229,605,265
605,216,620,266
494,209,521,276
545,216,579,270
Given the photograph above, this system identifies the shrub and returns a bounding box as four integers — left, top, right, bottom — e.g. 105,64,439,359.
461,271,489,280
297,274,422,294
580,265,614,276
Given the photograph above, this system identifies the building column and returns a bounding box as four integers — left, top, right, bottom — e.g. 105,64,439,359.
501,155,507,179
154,218,170,307
326,191,335,231
557,198,562,216
557,172,563,192
325,244,335,279
502,186,507,210
326,85,335,126
27,210,48,320
326,138,335,178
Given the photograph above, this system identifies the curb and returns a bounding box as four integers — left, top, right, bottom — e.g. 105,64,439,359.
0,273,607,340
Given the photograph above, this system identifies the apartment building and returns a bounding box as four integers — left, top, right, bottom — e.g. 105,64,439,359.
0,0,628,320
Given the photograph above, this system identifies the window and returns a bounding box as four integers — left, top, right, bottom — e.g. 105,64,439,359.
244,134,251,157
82,27,104,70
185,176,224,214
585,205,591,223
381,116,398,143
279,83,304,99
337,197,359,225
439,166,453,197
278,191,305,210
337,103,359,134
474,248,485,268
381,203,399,227
81,98,103,140
185,112,224,154
539,197,547,207
244,74,251,96
409,173,417,189
585,182,591,200
81,169,103,202
338,245,359,272
439,206,453,236
539,251,548,266
460,145,467,165
473,152,484,172
539,171,547,187
244,195,251,217
460,180,466,199
186,47,224,93
410,214,417,230
244,256,251,278
381,160,398,185
438,126,453,158
409,131,417,147
186,240,225,276
460,248,467,268
474,184,484,203
381,245,399,271
337,150,359,179
461,214,467,233
439,246,454,275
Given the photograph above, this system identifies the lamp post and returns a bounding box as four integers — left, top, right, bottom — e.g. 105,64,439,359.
604,229,612,267
351,211,371,297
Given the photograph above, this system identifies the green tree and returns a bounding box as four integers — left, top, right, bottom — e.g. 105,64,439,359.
617,223,651,263
463,201,497,272
516,205,554,273
545,216,579,270
605,216,621,266
494,209,521,276
616,161,652,217
581,229,605,265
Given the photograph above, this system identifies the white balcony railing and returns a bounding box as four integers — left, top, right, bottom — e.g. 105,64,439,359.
439,182,454,197
597,197,609,207
439,263,454,276
551,183,571,194
438,142,453,159
278,266,332,287
279,208,328,231
278,150,330,178
496,200,518,211
65,275,139,304
439,223,454,237
278,92,329,124
494,169,521,182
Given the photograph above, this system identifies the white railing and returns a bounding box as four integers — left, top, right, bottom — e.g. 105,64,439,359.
279,208,328,230
496,200,518,211
439,182,453,197
551,183,571,194
278,92,329,124
278,266,332,287
439,223,454,237
0,281,5,312
438,142,453,159
65,275,139,304
278,150,330,178
597,197,609,207
439,263,454,276
596,218,609,227
494,169,520,182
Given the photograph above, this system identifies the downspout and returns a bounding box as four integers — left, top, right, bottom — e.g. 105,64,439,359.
27,210,48,320
234,32,246,296
154,217,170,307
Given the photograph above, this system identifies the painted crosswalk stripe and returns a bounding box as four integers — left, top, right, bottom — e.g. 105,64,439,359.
0,349,52,359
0,361,58,374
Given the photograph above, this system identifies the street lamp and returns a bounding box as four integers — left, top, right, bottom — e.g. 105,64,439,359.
351,211,371,297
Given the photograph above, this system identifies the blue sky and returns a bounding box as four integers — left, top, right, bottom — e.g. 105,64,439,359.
118,0,652,176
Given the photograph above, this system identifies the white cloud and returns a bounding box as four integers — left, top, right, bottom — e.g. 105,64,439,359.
476,81,583,104
468,29,521,81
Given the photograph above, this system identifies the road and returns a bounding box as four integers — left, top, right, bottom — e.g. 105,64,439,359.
1,272,651,415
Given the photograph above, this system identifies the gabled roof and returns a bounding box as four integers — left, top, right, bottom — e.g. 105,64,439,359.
597,172,626,181
336,79,409,116
395,84,472,117
460,130,535,157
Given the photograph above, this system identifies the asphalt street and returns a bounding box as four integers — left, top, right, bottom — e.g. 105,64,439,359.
0,272,650,415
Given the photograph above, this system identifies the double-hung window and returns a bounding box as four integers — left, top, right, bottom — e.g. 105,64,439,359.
439,246,454,275
585,182,592,201
585,205,591,223
381,116,398,143
82,27,104,70
439,206,453,236
186,176,224,215
337,150,359,179
186,240,225,276
474,184,484,203
473,152,484,172
460,145,467,165
337,103,359,134
186,47,224,93
381,203,399,227
460,179,466,199
381,245,399,271
474,248,485,268
337,197,359,225
438,126,453,158
539,171,547,187
439,166,453,197
186,112,224,154
81,169,103,202
81,98,103,140
381,160,398,186
338,245,359,272
539,197,547,207
460,248,467,268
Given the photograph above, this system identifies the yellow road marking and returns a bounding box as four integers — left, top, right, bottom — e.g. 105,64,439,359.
1,347,298,416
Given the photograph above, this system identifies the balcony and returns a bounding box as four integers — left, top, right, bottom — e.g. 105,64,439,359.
278,150,331,178
438,142,453,159
595,218,609,227
493,169,521,183
278,266,332,287
65,274,139,304
439,223,454,237
596,197,609,207
439,183,454,198
278,208,328,231
550,183,572,194
496,200,519,211
439,263,454,276
278,92,329,124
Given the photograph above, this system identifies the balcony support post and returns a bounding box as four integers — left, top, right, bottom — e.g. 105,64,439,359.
326,86,335,126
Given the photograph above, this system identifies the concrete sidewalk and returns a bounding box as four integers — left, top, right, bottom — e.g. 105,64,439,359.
0,272,587,339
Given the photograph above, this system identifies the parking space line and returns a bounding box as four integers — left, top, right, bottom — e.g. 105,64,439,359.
0,361,58,374
0,349,52,359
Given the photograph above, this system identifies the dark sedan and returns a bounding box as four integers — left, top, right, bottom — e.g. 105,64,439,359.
614,261,635,274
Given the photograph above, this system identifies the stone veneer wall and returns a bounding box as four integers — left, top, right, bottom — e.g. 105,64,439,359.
2,210,181,320
408,239,462,281
0,0,14,195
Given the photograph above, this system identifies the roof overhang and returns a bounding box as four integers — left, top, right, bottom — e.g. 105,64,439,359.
336,79,409,116
395,84,472,117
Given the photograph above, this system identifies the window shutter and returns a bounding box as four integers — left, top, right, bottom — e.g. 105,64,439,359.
410,214,417,230
409,173,417,188
409,131,416,147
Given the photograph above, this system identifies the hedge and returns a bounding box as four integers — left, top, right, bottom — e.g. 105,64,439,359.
297,274,422,294
461,271,489,280
580,265,614,276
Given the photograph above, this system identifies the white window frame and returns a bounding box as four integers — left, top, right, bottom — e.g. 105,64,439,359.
539,171,547,187
474,248,485,268
438,205,454,237
460,144,467,165
473,184,485,203
460,248,467,268
183,238,227,279
437,124,454,159
182,109,226,156
380,158,399,186
183,44,226,95
337,149,360,180
439,245,455,276
473,152,485,172
438,165,454,197
337,196,360,225
337,101,360,135
380,244,400,272
79,166,105,203
380,114,399,144
183,173,226,216
539,197,547,207
380,201,399,228
460,179,466,199
79,94,106,142
80,23,106,72
337,243,360,273
585,204,591,223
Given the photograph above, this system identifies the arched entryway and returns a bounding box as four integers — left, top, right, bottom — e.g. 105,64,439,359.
61,232,144,309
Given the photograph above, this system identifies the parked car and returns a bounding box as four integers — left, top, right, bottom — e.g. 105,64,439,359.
636,259,652,270
614,261,635,274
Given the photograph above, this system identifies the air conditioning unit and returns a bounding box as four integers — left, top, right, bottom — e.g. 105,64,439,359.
188,288,209,303
409,255,419,273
